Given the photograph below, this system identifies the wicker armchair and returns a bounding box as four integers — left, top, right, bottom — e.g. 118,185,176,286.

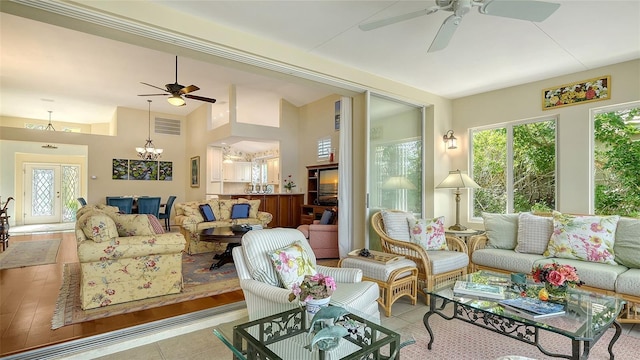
371,210,469,304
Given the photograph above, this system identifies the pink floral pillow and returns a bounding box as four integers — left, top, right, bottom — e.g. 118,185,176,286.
544,211,619,264
269,241,317,289
408,216,449,251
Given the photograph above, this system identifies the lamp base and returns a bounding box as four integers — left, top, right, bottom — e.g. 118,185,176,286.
448,224,468,231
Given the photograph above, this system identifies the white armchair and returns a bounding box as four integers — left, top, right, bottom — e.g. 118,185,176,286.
232,228,381,323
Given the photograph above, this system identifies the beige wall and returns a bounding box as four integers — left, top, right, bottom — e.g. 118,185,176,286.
452,59,640,228
0,115,105,134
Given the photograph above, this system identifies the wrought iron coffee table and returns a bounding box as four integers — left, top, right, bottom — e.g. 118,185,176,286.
423,271,625,360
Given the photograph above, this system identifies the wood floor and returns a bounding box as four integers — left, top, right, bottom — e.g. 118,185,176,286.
0,231,244,357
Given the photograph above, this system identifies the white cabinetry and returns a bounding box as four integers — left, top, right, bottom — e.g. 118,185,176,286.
223,161,252,182
210,147,223,182
266,158,279,184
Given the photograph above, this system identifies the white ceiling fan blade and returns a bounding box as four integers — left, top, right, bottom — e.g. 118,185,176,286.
359,7,438,31
481,0,560,22
428,15,462,53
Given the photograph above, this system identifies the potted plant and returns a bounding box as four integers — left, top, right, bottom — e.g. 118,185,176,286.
289,273,336,315
283,175,296,193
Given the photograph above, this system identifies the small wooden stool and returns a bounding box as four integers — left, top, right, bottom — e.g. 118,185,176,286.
339,250,418,317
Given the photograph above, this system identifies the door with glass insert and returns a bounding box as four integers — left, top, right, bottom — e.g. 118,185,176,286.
23,163,80,224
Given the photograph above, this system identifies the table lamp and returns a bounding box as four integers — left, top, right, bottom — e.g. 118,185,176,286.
382,176,416,211
436,170,480,231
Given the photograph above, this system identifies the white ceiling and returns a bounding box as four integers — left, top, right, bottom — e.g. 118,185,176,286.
1,0,639,128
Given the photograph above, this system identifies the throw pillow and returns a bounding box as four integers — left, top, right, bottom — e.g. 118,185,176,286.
515,212,553,254
231,203,251,219
613,217,640,268
106,213,156,237
237,198,260,218
319,210,335,225
483,212,519,250
199,204,216,222
147,214,165,234
79,213,118,243
381,210,415,241
544,211,619,264
269,241,317,289
218,199,237,220
408,216,448,250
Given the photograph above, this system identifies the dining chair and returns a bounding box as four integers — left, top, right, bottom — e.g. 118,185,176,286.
158,195,177,231
136,197,162,218
106,197,134,214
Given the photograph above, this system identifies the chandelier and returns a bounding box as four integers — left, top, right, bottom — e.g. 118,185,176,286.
135,100,163,160
45,110,56,131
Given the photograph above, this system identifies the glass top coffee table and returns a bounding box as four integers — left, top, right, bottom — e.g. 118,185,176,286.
214,306,400,360
424,271,626,360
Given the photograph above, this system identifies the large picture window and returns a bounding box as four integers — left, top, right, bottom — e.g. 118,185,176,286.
471,118,556,217
592,102,640,217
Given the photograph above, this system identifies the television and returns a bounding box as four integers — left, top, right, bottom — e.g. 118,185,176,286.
317,168,338,206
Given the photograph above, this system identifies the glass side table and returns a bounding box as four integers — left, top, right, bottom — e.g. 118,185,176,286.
445,228,484,243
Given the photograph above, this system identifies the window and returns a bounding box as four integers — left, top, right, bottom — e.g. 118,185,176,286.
592,102,640,217
317,137,331,161
471,118,556,217
374,139,422,214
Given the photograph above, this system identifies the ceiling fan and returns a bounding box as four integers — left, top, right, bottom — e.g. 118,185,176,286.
139,56,217,106
359,0,560,52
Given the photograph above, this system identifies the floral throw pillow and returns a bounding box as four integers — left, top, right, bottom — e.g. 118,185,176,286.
544,211,620,264
408,216,449,250
269,241,317,290
79,213,118,243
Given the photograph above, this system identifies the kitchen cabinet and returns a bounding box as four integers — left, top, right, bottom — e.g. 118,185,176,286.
210,147,223,182
223,161,252,182
266,158,279,184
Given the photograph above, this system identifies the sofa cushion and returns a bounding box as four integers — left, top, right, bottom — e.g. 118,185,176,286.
218,199,238,220
107,213,156,237
544,211,619,265
515,212,553,254
79,213,118,243
483,213,518,250
269,241,317,289
77,232,186,262
237,198,260,219
319,209,336,225
408,217,448,250
381,210,414,241
615,269,640,297
147,215,165,234
472,248,544,274
205,199,223,220
613,217,640,268
199,204,216,222
533,258,627,292
427,250,469,274
231,203,251,219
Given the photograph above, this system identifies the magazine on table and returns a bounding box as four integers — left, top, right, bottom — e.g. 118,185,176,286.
500,297,565,320
453,281,506,300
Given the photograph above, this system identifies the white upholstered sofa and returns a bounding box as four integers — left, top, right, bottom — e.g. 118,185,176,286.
469,211,640,324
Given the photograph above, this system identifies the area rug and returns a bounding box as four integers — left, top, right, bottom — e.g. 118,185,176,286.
0,239,61,269
393,312,640,360
51,252,240,329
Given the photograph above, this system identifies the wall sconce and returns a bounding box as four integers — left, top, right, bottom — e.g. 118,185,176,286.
443,130,458,149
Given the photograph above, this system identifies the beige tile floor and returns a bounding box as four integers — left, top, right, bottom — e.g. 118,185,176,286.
91,296,640,360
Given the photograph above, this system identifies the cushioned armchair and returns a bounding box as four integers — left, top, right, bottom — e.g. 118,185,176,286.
232,228,381,323
297,208,339,259
372,210,469,304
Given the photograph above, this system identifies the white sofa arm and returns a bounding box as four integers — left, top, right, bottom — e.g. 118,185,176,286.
317,265,362,283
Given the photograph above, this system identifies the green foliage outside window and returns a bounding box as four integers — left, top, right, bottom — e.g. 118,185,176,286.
594,107,640,217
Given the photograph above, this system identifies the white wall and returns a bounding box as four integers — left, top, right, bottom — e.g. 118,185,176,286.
453,59,640,227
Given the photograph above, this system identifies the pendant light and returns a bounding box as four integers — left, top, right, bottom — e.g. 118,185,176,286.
135,100,163,160
45,111,56,131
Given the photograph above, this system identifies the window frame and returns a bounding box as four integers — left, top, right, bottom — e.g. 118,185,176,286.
317,137,331,162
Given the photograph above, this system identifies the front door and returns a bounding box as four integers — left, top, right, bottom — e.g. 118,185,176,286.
23,163,80,224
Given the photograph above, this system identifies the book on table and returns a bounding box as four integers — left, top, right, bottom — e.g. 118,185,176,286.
453,280,506,300
499,297,565,320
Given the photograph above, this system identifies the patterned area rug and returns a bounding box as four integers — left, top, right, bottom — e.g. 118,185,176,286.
0,239,61,269
394,309,640,360
51,252,240,329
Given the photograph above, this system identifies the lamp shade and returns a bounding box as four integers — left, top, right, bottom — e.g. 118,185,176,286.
382,176,416,190
436,170,480,189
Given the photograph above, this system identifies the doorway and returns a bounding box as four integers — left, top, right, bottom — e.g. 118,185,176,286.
23,163,80,224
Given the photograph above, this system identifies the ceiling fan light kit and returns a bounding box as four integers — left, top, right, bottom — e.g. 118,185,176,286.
359,0,561,53
167,94,186,106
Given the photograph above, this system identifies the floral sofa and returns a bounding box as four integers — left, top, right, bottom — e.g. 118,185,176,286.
469,211,640,323
174,198,272,254
75,205,186,309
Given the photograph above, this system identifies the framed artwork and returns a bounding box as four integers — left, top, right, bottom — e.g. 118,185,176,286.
542,75,610,110
334,100,341,131
159,161,173,181
112,159,129,180
129,160,158,180
190,156,200,187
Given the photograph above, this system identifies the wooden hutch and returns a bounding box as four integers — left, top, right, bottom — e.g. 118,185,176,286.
300,163,339,225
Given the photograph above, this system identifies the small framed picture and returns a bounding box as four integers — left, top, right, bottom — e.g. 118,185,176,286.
190,156,200,187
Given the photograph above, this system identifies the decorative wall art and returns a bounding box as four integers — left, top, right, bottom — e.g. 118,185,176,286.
190,156,200,187
111,159,172,181
334,100,341,131
542,75,610,110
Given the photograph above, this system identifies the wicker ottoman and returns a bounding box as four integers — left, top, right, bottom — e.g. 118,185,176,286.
339,252,418,317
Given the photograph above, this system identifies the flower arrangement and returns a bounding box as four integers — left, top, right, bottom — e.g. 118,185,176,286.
288,273,336,303
283,175,296,190
532,262,583,288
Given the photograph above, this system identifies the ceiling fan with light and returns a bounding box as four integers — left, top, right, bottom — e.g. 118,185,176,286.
139,56,217,106
359,0,560,52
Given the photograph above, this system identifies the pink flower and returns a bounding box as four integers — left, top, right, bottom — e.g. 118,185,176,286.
546,270,566,286
590,223,605,232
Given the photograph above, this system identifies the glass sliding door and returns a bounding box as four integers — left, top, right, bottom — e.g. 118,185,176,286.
366,93,424,250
